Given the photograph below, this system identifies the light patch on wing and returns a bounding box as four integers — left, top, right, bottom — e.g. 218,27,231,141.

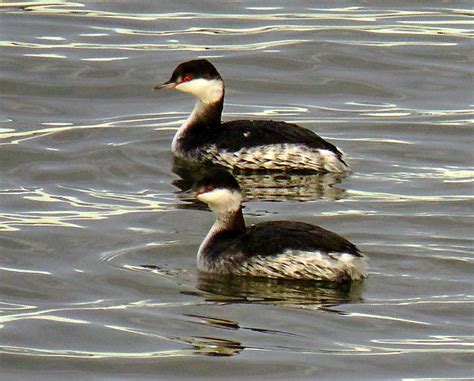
199,249,367,282
175,78,224,104
201,144,350,173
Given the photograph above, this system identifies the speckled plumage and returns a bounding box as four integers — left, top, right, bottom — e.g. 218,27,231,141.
156,59,350,173
199,249,365,282
200,143,348,172
198,221,366,282
194,170,367,282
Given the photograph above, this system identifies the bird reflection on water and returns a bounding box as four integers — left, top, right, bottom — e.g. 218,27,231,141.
179,273,364,357
187,272,364,309
136,264,364,309
187,335,244,357
172,158,347,202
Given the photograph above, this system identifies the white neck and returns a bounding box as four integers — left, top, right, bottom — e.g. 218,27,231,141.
196,188,244,268
171,100,211,154
197,197,242,264
197,219,223,260
171,79,224,155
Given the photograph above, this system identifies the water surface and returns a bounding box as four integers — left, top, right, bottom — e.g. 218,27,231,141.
1,1,473,380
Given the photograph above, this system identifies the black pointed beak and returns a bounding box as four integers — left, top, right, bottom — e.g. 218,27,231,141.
153,79,176,90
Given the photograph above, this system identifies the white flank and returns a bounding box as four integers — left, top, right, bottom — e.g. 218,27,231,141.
202,144,350,173
199,249,367,282
238,250,366,281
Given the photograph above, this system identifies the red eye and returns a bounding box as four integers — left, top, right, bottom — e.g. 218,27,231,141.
197,184,214,196
182,74,192,82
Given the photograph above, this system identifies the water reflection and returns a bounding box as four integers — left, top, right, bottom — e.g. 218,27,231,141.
172,159,347,202
0,186,172,231
191,273,364,309
187,336,243,357
1,0,473,377
3,2,471,41
2,2,472,57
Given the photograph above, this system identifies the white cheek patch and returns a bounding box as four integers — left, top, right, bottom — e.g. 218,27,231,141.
175,78,224,103
197,188,242,212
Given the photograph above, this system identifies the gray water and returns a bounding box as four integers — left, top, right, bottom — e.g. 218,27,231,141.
1,1,473,380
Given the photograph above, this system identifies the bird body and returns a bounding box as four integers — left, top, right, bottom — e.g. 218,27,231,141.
194,170,366,282
156,59,350,173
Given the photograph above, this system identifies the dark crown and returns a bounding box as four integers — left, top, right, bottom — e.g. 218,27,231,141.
170,59,222,83
193,168,241,194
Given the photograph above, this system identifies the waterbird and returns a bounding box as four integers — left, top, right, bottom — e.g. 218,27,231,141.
155,59,350,173
193,169,366,282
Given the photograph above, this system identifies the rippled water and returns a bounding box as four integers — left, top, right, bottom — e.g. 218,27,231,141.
1,1,473,379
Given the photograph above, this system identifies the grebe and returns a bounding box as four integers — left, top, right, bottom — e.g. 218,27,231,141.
155,59,350,173
194,170,366,282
